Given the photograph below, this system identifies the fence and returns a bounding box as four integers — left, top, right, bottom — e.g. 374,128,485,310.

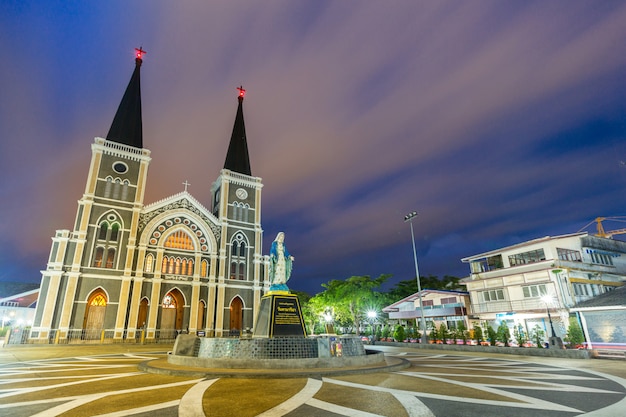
3,327,182,346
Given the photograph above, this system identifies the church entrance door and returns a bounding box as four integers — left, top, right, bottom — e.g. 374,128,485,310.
83,290,107,340
229,297,243,336
160,289,184,339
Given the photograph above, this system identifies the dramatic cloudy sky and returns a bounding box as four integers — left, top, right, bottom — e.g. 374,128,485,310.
1,1,626,295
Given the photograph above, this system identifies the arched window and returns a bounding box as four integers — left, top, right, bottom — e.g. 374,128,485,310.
106,248,116,268
145,253,154,273
110,223,120,241
232,241,239,255
186,259,194,275
104,177,113,198
201,260,208,277
239,242,246,257
230,262,238,280
121,180,130,200
162,256,168,273
164,230,194,250
98,223,108,240
168,257,175,274
238,262,245,280
175,258,182,275
112,178,122,199
93,247,104,267
91,293,107,306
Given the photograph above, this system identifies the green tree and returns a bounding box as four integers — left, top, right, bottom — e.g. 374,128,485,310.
473,323,484,343
487,325,497,346
566,318,585,347
496,321,511,346
456,322,468,344
531,324,545,347
318,274,390,336
437,323,450,343
394,325,406,342
387,276,463,301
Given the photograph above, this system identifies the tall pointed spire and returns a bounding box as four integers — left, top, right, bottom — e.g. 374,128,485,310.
106,47,145,149
223,86,252,176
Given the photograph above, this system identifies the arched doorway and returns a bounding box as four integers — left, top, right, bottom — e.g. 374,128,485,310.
229,297,243,336
137,298,149,329
197,300,206,331
160,289,184,338
83,289,107,340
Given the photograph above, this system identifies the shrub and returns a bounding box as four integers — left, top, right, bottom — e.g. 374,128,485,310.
394,325,406,342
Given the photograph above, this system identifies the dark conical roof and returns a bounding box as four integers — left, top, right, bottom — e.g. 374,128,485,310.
223,87,251,175
106,50,144,148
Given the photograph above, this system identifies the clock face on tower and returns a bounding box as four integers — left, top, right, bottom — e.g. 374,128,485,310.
236,188,248,199
113,162,128,174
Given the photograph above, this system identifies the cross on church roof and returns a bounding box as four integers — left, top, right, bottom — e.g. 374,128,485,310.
237,85,246,99
183,180,191,192
135,46,147,60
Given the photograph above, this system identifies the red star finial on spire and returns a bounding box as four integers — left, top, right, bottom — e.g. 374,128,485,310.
135,46,147,61
237,85,246,99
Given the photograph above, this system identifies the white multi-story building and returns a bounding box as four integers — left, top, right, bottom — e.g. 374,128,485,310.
461,232,626,339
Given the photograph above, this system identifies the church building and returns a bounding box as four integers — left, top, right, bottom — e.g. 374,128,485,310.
30,49,267,342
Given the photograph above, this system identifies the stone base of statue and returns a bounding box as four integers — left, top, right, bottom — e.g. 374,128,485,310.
253,292,307,338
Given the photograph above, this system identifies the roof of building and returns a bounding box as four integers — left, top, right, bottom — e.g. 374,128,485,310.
223,87,251,175
382,289,469,312
106,53,143,149
572,285,626,309
461,232,589,262
0,282,39,299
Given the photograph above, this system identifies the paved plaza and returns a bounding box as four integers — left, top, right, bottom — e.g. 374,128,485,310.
1,344,625,416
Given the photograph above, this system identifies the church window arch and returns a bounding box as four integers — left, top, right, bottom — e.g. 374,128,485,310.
144,253,154,273
112,178,122,199
229,233,248,280
110,223,120,241
201,260,208,277
104,177,113,198
106,248,116,268
164,230,194,251
186,259,194,275
93,247,104,267
98,222,108,240
121,179,130,200
162,256,168,273
243,203,250,223
168,257,175,274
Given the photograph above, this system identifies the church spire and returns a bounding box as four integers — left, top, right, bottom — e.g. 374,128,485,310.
223,86,252,176
106,47,145,149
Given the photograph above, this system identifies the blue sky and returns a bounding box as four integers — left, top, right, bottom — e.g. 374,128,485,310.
1,1,626,295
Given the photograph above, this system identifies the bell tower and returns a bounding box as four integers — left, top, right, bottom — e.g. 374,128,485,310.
211,86,265,335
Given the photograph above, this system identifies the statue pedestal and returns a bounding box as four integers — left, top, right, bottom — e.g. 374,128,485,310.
253,293,307,338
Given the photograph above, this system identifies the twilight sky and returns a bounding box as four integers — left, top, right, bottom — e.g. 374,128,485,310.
1,1,626,295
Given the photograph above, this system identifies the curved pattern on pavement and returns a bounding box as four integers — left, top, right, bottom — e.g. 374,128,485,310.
0,351,624,416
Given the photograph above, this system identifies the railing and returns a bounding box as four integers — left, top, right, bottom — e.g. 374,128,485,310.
470,298,562,314
4,327,186,345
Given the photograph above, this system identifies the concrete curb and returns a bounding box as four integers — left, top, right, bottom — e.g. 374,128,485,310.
374,341,596,359
139,354,410,379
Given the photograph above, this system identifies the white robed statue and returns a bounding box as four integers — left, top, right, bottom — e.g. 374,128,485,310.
269,232,294,292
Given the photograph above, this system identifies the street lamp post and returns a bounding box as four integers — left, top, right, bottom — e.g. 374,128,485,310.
541,295,563,348
405,211,429,344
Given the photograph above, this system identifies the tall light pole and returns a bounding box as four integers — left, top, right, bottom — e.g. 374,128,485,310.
405,211,428,344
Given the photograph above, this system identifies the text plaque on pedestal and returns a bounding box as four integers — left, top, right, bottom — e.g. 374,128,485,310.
253,293,307,338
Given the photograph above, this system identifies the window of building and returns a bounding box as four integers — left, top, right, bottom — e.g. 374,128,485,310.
522,284,547,298
508,249,546,266
105,248,116,268
441,297,456,304
164,230,194,250
98,222,108,240
144,253,154,273
557,248,582,262
421,300,434,307
93,247,104,267
588,250,615,266
480,289,505,302
110,223,119,241
201,260,208,277
470,255,503,273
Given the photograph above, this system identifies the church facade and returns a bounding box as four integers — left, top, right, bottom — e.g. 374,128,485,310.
30,51,267,342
